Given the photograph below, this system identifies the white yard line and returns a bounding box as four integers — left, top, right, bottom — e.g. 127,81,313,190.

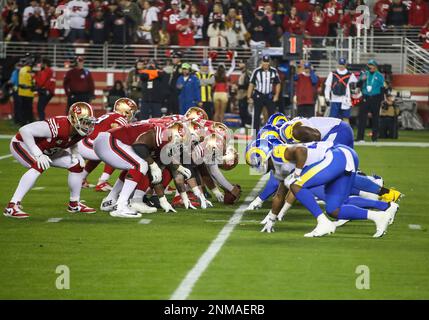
170,174,269,300
138,219,152,225
408,224,422,230
0,154,12,160
46,218,63,223
0,135,13,140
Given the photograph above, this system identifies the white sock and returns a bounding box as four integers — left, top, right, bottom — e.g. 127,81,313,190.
133,189,146,200
358,190,379,200
107,178,124,201
68,172,83,202
11,168,41,203
82,170,89,180
117,179,138,206
367,210,380,222
317,214,330,224
99,172,111,183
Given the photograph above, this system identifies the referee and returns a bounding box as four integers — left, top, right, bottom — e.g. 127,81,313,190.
247,55,281,135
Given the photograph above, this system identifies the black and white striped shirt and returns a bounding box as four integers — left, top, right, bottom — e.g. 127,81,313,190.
250,66,280,95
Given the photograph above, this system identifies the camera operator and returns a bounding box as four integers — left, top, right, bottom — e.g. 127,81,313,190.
138,59,168,119
379,94,400,139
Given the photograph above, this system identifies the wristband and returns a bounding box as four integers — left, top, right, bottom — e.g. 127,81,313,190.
295,168,302,176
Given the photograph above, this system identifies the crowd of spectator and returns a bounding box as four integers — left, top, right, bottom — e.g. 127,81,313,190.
1,0,428,49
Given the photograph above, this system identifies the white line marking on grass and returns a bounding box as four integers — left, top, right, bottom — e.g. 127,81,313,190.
205,219,260,223
408,224,422,230
0,135,13,140
46,218,63,223
0,154,12,160
31,187,45,191
170,174,269,300
138,219,152,224
237,140,429,147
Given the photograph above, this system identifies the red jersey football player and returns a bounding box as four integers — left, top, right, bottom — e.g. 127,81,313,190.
78,98,138,191
4,102,97,218
93,121,190,217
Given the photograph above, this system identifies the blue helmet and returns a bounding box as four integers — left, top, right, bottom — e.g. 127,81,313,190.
257,124,281,141
267,112,288,128
245,139,273,174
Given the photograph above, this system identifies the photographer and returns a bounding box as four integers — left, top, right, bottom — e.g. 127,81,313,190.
34,58,55,121
379,94,400,139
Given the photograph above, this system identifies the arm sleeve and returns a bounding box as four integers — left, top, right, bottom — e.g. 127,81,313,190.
310,71,319,85
207,164,234,192
249,68,257,85
324,72,333,98
226,58,236,77
19,121,52,157
208,58,214,74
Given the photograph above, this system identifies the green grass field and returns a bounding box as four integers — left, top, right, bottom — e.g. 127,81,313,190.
0,128,429,299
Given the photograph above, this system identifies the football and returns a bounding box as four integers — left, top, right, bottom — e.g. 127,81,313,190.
223,190,237,205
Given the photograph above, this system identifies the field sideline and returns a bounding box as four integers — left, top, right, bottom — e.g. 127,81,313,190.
0,133,429,299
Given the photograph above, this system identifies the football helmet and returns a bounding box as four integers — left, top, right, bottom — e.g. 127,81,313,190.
166,121,187,144
185,119,205,142
185,107,209,121
211,122,233,142
257,124,281,141
220,145,239,171
68,102,96,136
201,133,225,165
245,139,273,174
114,98,138,123
267,112,288,128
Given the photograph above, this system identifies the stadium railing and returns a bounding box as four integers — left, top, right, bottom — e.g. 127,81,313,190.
403,38,429,74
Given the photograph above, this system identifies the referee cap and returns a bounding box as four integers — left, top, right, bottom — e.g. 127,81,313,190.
262,55,270,62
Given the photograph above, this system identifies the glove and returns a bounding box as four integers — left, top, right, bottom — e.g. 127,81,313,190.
181,192,196,210
35,154,52,171
201,198,213,209
245,196,263,211
211,187,224,203
277,202,292,221
260,211,276,233
159,196,177,213
71,153,85,168
177,165,192,179
149,162,162,184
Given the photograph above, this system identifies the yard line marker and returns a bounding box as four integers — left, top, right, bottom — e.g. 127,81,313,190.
408,224,422,230
170,174,269,300
32,187,45,191
0,135,13,140
0,154,12,160
46,218,63,223
138,219,152,225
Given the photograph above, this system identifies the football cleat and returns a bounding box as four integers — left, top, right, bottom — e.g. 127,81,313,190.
129,199,157,213
100,197,117,212
110,204,142,218
380,188,402,202
3,203,30,219
304,215,336,237
372,211,391,238
67,202,96,214
95,181,113,192
386,202,399,225
333,219,350,227
81,179,95,188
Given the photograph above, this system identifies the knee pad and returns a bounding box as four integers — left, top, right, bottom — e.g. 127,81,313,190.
31,163,45,173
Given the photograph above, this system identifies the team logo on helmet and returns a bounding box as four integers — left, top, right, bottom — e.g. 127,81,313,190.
68,102,96,136
114,98,138,122
185,107,209,121
245,139,274,174
267,112,288,128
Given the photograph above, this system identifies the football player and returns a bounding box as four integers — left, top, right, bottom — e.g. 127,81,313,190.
78,97,138,191
4,102,97,218
246,139,398,238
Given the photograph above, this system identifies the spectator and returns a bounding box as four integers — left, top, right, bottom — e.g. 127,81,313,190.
419,20,429,50
207,13,228,47
340,5,359,37
208,2,225,24
18,55,35,125
176,63,201,115
212,55,236,123
34,58,55,120
4,12,23,41
249,11,271,47
138,0,159,44
255,0,275,12
324,58,358,122
26,7,45,41
408,0,429,27
176,11,195,47
9,60,22,125
46,5,63,42
283,6,303,35
324,0,343,38
386,0,409,27
236,59,252,130
190,4,204,45
139,59,168,119
90,8,108,44
121,0,142,42
63,56,95,112
23,0,46,27
126,58,145,113
373,0,392,29
225,7,248,47
66,0,89,42
107,80,126,111
195,60,215,120
379,94,400,139
247,55,281,134
294,0,313,21
264,4,282,45
294,61,319,118
305,3,328,37
356,59,385,142
162,0,180,44
166,50,183,114
109,7,130,44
